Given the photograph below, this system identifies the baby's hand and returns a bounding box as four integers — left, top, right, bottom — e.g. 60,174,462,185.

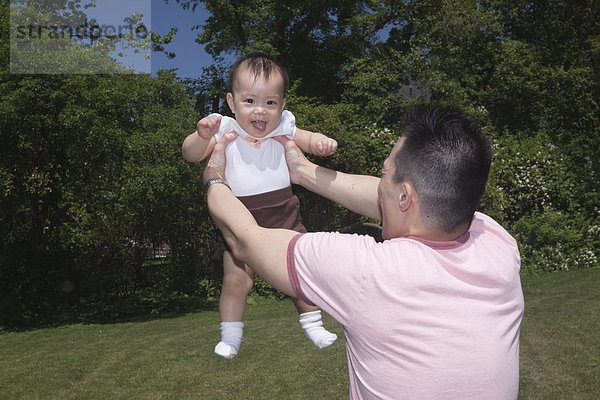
197,115,222,140
314,137,338,156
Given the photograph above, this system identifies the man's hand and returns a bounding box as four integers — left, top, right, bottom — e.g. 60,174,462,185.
273,135,314,185
197,114,222,140
203,131,237,184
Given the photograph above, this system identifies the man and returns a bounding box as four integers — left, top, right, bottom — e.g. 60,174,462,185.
203,107,524,399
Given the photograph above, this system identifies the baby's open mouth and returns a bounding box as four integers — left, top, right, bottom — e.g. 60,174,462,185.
251,120,267,131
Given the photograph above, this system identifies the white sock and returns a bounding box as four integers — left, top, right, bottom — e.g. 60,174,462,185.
299,310,337,349
214,321,244,359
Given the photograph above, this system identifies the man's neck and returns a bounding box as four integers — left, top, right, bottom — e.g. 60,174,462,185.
406,223,470,243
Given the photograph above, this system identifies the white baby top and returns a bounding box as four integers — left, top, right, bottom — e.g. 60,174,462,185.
213,110,297,196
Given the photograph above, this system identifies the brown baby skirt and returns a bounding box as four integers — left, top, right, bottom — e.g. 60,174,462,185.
213,186,307,258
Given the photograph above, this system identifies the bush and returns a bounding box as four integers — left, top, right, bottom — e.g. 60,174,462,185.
511,211,599,273
0,72,224,328
481,131,599,273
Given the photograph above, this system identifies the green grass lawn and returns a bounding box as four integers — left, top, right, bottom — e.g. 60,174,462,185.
1,268,599,400
518,268,600,400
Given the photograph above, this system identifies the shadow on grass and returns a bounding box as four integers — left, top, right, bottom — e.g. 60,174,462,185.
0,295,220,333
2,223,384,333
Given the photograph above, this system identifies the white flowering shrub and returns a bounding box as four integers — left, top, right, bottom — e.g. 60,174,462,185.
369,124,397,147
510,211,598,273
572,247,599,270
480,131,599,273
483,132,576,219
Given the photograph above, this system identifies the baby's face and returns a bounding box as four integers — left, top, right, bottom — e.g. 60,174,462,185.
226,67,286,138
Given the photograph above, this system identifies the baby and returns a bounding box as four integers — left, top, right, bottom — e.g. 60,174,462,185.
182,53,338,359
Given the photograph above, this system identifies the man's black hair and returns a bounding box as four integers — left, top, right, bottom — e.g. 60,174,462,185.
393,107,492,233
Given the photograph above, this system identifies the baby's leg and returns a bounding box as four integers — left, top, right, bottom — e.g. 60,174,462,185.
219,251,254,321
293,299,338,349
215,251,254,359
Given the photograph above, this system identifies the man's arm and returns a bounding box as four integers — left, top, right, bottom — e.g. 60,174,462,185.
275,136,382,221
204,133,297,297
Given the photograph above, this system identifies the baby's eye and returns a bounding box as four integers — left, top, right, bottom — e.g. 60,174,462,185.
267,100,277,105
244,99,254,104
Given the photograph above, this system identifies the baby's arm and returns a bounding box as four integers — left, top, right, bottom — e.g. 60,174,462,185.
182,115,220,162
294,128,338,156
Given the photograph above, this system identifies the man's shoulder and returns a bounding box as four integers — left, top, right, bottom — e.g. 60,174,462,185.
471,212,514,239
470,212,520,256
297,231,380,252
296,231,414,263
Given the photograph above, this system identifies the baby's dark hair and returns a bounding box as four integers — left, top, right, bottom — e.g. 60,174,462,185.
227,53,290,97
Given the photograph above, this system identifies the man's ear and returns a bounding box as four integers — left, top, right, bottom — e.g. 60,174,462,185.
226,92,235,114
398,182,415,212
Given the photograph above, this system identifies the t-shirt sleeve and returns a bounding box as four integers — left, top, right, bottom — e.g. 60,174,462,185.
287,231,374,325
211,113,234,142
280,110,296,139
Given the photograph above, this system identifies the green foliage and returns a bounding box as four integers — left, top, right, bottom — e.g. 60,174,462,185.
512,212,599,274
0,70,223,327
346,0,600,273
184,61,228,115
184,0,391,100
2,0,600,327
7,0,150,74
286,90,394,232
482,132,578,221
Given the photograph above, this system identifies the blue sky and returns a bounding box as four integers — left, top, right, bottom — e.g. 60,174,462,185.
84,1,393,79
14,0,391,77
84,0,227,78
149,0,235,78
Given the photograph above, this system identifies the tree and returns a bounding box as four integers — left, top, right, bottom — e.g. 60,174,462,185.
1,2,223,327
173,0,393,101
7,0,154,74
3,0,599,328
0,68,222,326
314,0,600,272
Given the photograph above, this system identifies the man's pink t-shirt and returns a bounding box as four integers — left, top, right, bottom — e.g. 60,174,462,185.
287,212,524,400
